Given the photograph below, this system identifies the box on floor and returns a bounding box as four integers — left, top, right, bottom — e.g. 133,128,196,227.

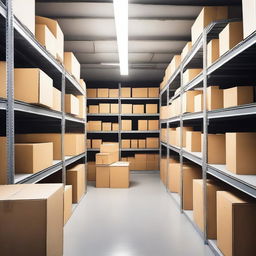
64,185,72,225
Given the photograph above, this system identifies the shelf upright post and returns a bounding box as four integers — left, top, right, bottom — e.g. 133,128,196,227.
84,83,87,168
165,88,170,191
118,83,122,160
159,93,162,179
6,0,15,184
61,70,66,184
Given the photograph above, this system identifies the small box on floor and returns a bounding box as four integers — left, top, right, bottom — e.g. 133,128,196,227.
168,161,180,193
135,154,147,170
87,162,96,181
96,166,110,188
110,162,130,188
64,185,72,225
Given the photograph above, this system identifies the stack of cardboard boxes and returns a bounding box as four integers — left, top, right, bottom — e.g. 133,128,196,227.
87,121,119,132
121,138,159,149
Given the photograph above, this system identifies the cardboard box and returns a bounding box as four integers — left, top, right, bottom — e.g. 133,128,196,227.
36,24,57,58
36,16,64,62
146,138,159,149
167,162,181,193
112,123,119,131
133,105,144,114
13,0,35,35
77,95,86,119
122,139,131,149
122,104,132,114
138,120,148,130
110,104,119,114
98,103,109,114
181,42,192,60
217,191,256,256
148,120,159,130
207,86,223,110
96,152,115,165
15,133,85,160
14,68,53,108
182,164,202,210
121,88,131,98
146,104,158,114
146,154,159,170
89,105,99,114
102,122,112,131
183,69,202,85
65,94,79,116
207,39,219,66
64,185,72,225
79,79,86,91
194,93,203,112
160,157,167,184
186,131,201,152
135,154,147,170
15,143,53,174
121,157,128,162
110,162,130,188
87,89,97,98
193,179,222,239
96,166,110,188
64,52,80,82
242,0,256,38
0,184,63,256
223,86,253,108
121,120,132,131
191,6,228,45
219,22,243,57
52,87,61,112
127,157,135,170
109,89,119,98
100,143,119,153
132,88,148,98
168,128,176,146
161,128,167,143
182,90,202,113
88,121,101,131
97,88,109,98
0,62,6,98
86,139,91,149
138,139,146,148
87,162,96,181
176,127,193,148
92,139,102,149
148,88,159,98
226,133,256,174
170,55,181,75
131,139,138,149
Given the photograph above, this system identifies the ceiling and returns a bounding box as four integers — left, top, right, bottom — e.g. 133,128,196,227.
36,0,241,84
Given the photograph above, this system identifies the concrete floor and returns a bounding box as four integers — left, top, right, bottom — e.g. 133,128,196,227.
64,173,213,256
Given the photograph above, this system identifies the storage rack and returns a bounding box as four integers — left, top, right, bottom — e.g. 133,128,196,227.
0,1,86,185
87,83,160,167
160,19,256,255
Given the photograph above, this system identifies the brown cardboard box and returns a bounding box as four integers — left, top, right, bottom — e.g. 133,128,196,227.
146,138,159,148
121,120,132,131
88,121,101,131
52,87,61,112
148,120,159,130
186,131,201,152
64,52,81,82
87,162,96,181
14,68,53,108
96,166,110,188
15,133,85,160
183,69,202,85
135,154,147,170
110,162,130,188
170,55,181,75
194,93,203,112
79,79,86,91
36,24,57,58
65,94,79,116
89,105,99,114
191,6,228,45
182,90,202,113
109,89,119,98
160,157,167,184
217,191,256,256
167,161,181,193
193,179,222,239
102,122,112,131
0,62,6,98
100,143,119,153
0,184,63,256
87,89,97,98
223,86,253,108
226,133,256,174
36,16,64,62
169,128,176,146
148,88,159,98
122,139,131,149
121,87,131,98
131,139,138,149
181,42,192,60
77,95,86,119
13,0,35,34
122,104,132,114
15,143,53,174
176,127,193,148
132,88,148,98
99,103,110,114
242,0,256,38
97,88,109,98
92,139,102,149
207,39,219,66
207,86,223,110
146,104,158,114
146,154,159,170
64,185,72,225
111,104,119,114
128,157,135,170
182,163,202,210
112,123,119,131
133,105,144,114
138,139,146,148
138,120,148,130
96,153,115,165
86,139,91,149
161,128,167,143
219,22,243,57
121,157,128,162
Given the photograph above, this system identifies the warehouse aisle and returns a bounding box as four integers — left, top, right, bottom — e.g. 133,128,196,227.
64,174,213,256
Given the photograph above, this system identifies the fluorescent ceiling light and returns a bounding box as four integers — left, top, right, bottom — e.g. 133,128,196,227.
113,0,128,76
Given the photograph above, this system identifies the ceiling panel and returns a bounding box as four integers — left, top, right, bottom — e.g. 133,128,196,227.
64,41,95,52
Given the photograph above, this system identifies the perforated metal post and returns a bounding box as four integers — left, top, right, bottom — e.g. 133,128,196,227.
61,71,66,184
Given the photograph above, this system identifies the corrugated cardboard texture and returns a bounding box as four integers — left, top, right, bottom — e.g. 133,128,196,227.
64,52,80,81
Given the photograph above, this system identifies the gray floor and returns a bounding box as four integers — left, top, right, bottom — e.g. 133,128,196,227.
64,173,213,256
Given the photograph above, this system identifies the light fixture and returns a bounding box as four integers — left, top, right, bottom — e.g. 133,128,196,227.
113,0,129,76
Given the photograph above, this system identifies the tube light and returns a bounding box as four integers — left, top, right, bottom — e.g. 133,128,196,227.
113,0,129,76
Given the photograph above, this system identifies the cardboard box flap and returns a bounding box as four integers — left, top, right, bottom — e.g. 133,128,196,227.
111,162,129,167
